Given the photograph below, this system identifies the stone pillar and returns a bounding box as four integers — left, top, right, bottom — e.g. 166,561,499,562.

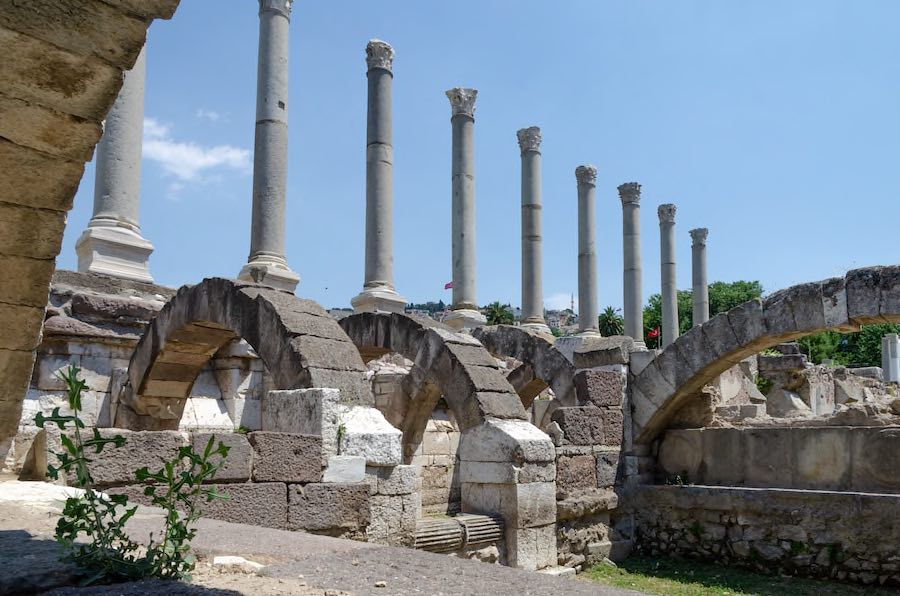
618,183,644,346
517,127,549,334
658,204,678,348
75,46,154,283
444,88,486,331
238,0,300,292
576,165,600,336
690,227,709,326
351,40,406,313
883,333,900,383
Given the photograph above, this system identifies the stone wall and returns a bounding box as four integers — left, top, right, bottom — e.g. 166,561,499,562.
619,485,900,587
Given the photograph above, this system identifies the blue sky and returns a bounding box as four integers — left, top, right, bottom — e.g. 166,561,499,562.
59,1,900,310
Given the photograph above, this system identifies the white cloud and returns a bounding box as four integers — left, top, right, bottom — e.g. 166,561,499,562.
196,108,221,122
142,117,250,182
545,292,576,311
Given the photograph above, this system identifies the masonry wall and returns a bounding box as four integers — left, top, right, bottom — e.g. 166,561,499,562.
619,485,900,587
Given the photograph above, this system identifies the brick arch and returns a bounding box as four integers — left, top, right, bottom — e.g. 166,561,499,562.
472,325,576,410
115,277,369,430
338,312,528,448
632,266,900,445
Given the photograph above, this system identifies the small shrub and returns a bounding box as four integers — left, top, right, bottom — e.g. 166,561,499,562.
35,364,230,585
755,376,774,396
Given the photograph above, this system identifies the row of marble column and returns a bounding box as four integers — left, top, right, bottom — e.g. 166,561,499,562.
77,12,711,343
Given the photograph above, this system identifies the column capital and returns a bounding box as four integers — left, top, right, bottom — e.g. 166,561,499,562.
366,39,394,72
618,182,641,205
657,203,677,224
689,227,708,245
516,126,541,154
446,87,477,118
259,0,292,19
575,165,597,186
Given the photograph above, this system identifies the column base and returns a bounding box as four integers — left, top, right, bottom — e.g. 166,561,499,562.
520,322,552,336
351,285,407,314
75,225,154,283
444,308,487,332
238,259,300,293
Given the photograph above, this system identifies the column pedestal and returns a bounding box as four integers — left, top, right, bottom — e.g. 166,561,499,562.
76,226,153,283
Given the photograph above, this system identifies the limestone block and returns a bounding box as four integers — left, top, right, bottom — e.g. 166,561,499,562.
341,405,402,467
550,406,604,446
372,464,419,495
23,388,110,428
0,202,67,259
574,369,625,407
0,348,37,403
573,336,635,368
506,523,557,570
367,493,403,544
224,397,260,431
766,387,811,417
745,429,793,488
700,428,744,485
459,461,555,485
249,432,322,483
595,451,620,487
70,292,160,322
288,482,370,532
556,455,598,496
878,265,900,321
846,267,886,325
190,370,222,399
0,254,55,308
34,353,78,391
0,303,44,351
758,354,807,372
0,95,100,161
178,398,232,431
191,432,252,483
79,355,129,393
423,429,451,455
658,429,702,481
74,429,187,487
198,482,287,529
0,138,85,213
458,418,554,464
850,427,900,493
793,428,851,490
261,387,339,435
834,379,864,404
323,455,366,483
556,490,619,522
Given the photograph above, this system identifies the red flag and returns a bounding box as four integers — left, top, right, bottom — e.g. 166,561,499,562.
647,327,660,338
444,281,453,290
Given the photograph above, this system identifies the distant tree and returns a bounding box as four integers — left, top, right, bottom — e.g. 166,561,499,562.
799,323,900,367
642,280,764,341
598,306,624,336
483,301,514,325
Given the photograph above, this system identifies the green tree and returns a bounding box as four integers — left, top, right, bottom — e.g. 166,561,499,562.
598,306,624,336
799,323,900,367
483,301,514,325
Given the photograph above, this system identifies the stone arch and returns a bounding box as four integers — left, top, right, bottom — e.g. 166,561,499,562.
116,277,369,430
339,312,557,570
472,325,576,410
632,266,900,445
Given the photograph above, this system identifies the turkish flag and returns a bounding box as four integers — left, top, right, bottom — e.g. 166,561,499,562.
444,281,453,290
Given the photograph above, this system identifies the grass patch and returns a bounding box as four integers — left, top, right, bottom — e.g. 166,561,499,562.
584,555,894,595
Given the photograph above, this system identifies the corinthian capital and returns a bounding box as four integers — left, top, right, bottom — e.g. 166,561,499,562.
366,39,394,72
446,88,477,118
690,227,708,245
618,182,641,205
575,165,597,186
259,0,292,19
516,126,541,154
657,203,677,224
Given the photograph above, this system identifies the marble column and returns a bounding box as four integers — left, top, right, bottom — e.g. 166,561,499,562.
658,204,678,348
517,127,550,334
444,88,486,331
690,227,709,326
618,183,644,346
576,166,600,336
238,0,300,292
75,46,154,283
883,333,900,383
351,40,406,313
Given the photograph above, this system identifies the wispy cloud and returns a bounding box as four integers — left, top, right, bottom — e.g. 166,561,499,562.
196,108,221,122
545,292,576,311
142,117,251,184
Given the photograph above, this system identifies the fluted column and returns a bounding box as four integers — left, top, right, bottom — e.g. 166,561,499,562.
658,204,678,348
444,88,486,331
351,40,406,313
517,127,549,334
576,166,600,336
238,0,300,292
618,183,644,346
75,46,154,283
690,228,709,326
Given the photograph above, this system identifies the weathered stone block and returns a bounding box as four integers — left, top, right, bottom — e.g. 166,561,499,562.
574,370,625,407
248,432,322,483
744,428,793,488
288,482,370,532
458,418,554,463
198,482,287,529
0,302,45,351
658,429,702,481
551,406,604,446
599,408,624,445
595,451,620,487
191,432,252,483
556,455,597,496
373,464,419,495
506,523,557,570
322,455,366,483
846,267,885,325
0,254,55,308
75,429,187,487
700,428,744,485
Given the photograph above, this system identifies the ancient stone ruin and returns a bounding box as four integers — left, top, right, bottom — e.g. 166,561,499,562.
0,0,898,589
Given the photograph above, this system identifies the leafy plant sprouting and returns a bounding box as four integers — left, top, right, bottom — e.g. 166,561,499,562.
34,364,230,584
